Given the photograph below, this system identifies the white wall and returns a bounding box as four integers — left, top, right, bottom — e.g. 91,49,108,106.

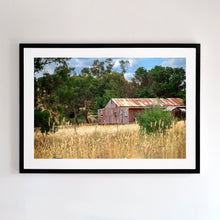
0,0,219,219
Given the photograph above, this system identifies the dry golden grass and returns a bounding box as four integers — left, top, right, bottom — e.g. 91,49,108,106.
34,121,186,159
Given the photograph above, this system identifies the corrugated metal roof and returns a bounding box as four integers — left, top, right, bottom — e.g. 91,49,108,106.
112,98,184,107
167,106,186,111
166,106,178,111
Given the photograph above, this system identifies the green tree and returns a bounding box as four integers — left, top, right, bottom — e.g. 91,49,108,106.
90,59,105,78
56,77,82,124
134,67,153,87
119,60,129,75
81,67,91,76
81,58,114,76
134,67,154,98
149,66,186,99
91,72,127,113
105,58,114,73
35,108,57,134
121,80,139,98
79,75,99,123
34,58,71,74
34,64,74,131
138,87,155,98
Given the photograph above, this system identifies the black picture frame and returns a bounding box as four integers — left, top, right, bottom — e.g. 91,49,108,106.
20,43,200,174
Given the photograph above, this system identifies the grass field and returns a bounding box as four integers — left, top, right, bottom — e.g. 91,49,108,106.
34,121,186,159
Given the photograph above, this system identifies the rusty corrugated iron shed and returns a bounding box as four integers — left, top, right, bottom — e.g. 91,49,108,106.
112,98,184,107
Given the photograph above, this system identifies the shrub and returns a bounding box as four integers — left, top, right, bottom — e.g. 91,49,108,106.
34,108,57,134
136,105,176,134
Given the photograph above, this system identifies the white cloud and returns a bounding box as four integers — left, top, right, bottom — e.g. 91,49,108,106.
112,58,138,72
40,62,58,75
161,58,186,69
68,58,93,68
127,59,138,71
113,59,121,70
124,72,135,81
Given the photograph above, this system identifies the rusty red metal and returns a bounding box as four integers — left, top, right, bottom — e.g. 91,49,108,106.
112,98,184,107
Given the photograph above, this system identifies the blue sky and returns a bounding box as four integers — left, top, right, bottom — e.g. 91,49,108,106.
38,57,186,81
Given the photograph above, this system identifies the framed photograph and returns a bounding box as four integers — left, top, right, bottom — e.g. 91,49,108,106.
20,43,200,173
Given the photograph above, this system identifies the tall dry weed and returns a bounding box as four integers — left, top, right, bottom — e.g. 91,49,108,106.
34,121,186,159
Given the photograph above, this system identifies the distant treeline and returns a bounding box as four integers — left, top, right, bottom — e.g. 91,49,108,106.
34,58,185,133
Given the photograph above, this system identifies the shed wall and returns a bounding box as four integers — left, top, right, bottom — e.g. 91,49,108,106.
98,109,105,124
104,107,129,124
98,105,129,124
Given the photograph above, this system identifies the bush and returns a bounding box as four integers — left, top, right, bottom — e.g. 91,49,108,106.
34,108,57,134
136,106,176,134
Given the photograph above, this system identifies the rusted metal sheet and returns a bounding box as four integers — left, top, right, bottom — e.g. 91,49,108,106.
98,106,130,125
112,98,184,107
129,108,143,123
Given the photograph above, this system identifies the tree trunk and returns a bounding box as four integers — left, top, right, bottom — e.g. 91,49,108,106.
75,112,79,125
85,112,89,123
85,100,89,123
